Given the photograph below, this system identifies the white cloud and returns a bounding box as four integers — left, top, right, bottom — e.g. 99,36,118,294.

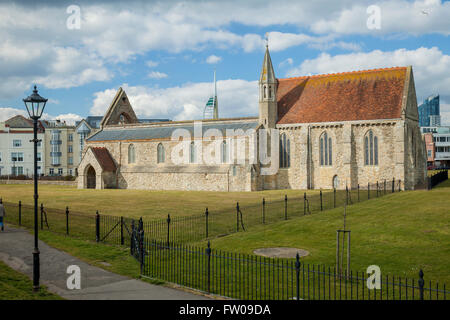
52,113,83,126
148,71,168,79
286,47,450,107
279,58,293,68
0,107,28,122
0,0,448,100
90,79,258,121
0,107,82,125
311,0,450,35
146,60,159,68
206,55,222,64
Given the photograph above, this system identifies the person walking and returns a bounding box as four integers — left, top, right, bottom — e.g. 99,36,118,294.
0,198,5,231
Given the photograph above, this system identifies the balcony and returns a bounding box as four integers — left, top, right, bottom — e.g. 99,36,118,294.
50,140,62,145
435,152,450,160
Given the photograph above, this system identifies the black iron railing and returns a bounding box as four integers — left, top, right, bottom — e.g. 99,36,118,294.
135,239,448,300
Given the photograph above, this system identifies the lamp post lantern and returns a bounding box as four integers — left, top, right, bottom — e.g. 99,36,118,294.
23,85,47,292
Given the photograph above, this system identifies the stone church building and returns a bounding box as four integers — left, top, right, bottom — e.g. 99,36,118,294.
77,47,426,191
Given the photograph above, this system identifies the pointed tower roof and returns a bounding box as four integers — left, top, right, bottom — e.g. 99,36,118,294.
259,45,276,83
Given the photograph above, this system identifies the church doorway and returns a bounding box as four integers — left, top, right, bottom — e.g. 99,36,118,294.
86,166,96,189
332,175,339,189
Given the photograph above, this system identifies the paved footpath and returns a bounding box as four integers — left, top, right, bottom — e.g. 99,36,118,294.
0,226,208,300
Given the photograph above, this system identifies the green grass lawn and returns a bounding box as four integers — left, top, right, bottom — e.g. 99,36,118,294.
198,185,450,284
0,184,320,219
0,260,62,300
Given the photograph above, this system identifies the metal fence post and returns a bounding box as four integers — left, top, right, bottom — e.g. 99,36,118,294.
384,180,386,195
376,181,379,197
320,190,323,211
399,179,401,192
392,177,395,193
18,201,22,226
130,219,135,254
262,198,265,224
284,195,288,220
295,253,300,300
40,203,44,230
166,214,171,247
236,202,239,232
95,211,100,242
418,269,424,300
139,228,144,274
333,188,336,208
368,183,370,199
345,186,348,206
65,206,69,235
205,208,209,238
357,184,360,202
303,193,306,215
120,216,124,245
206,241,211,293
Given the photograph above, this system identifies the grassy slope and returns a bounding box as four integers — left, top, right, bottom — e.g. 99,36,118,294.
0,184,318,219
0,260,62,300
199,184,450,283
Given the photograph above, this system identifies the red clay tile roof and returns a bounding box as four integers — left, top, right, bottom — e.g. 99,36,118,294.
276,67,407,124
91,147,116,172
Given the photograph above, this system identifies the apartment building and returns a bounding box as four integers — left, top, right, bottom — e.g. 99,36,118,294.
423,126,450,168
1,115,169,177
0,115,46,176
44,119,80,176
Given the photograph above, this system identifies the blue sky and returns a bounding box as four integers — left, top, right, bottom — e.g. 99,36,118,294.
0,0,449,124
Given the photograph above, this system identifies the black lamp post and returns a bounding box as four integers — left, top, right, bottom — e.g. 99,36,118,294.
23,85,47,292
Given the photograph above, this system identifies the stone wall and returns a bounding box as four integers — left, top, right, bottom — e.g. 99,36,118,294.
0,179,76,186
79,117,424,191
276,120,408,190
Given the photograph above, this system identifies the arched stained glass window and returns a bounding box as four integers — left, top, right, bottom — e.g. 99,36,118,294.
128,144,135,164
364,130,379,166
157,143,165,163
320,132,332,166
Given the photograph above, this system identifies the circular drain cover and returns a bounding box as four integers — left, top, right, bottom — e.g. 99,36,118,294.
253,247,309,259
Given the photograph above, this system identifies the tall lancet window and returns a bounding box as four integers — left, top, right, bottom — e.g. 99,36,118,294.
128,144,135,164
157,143,165,164
189,141,196,164
364,130,378,166
221,140,229,164
279,133,290,168
320,132,332,166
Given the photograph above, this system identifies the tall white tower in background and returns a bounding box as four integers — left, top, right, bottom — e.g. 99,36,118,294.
203,70,219,120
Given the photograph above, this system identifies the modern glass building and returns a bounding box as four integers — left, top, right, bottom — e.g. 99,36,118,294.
418,94,440,127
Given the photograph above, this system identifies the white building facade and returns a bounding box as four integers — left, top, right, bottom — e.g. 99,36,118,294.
0,116,46,177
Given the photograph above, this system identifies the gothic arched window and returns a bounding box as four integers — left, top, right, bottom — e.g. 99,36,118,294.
364,130,378,166
189,141,196,164
320,132,332,166
279,133,290,168
128,144,135,164
157,143,165,164
221,140,229,164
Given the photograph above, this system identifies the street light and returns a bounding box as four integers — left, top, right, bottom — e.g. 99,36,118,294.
23,85,47,292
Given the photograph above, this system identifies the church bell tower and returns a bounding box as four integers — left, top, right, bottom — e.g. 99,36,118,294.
259,44,277,128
